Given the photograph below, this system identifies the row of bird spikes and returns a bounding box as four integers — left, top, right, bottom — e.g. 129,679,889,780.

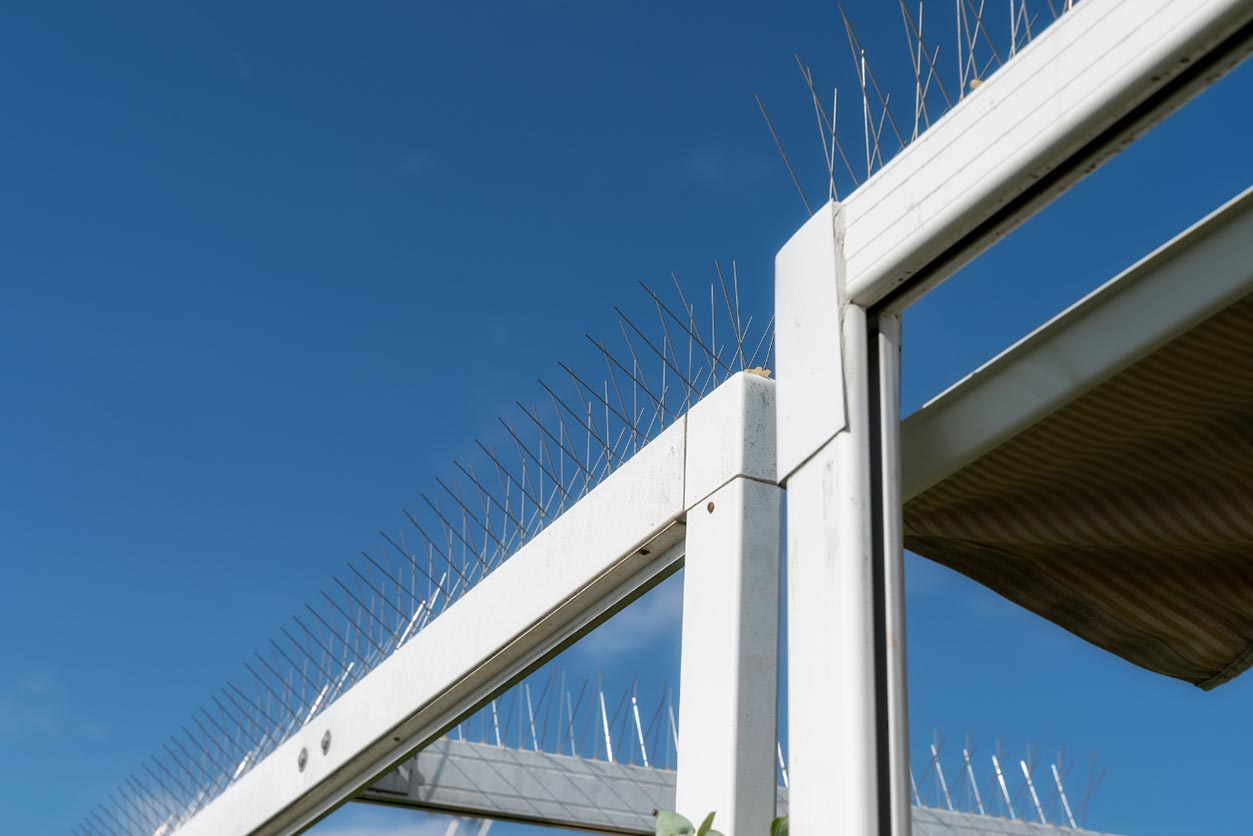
75,270,773,836
761,0,1081,213
76,653,1106,836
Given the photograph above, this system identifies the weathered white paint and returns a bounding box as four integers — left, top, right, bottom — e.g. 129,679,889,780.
783,303,879,836
774,203,847,482
684,371,778,505
677,477,782,836
840,0,1253,311
677,373,781,836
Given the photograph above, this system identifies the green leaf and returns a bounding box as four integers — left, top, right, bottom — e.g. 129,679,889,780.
770,816,790,836
696,812,717,836
705,831,725,836
654,810,695,836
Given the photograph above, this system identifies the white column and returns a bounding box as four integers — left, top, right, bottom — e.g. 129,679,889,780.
784,303,878,836
775,203,910,836
676,372,782,836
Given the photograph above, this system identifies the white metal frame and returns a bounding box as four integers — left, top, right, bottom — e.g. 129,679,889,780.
162,1,1253,833
902,184,1253,501
774,2,1252,833
177,373,781,836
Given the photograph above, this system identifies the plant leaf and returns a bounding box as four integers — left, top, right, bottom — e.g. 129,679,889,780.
696,812,717,836
770,816,790,836
654,810,695,836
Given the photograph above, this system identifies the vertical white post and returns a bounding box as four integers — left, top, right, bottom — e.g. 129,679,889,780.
775,202,910,835
783,303,879,836
873,314,912,836
676,372,782,835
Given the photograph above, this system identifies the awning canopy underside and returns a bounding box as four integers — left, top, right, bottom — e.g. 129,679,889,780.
905,292,1253,689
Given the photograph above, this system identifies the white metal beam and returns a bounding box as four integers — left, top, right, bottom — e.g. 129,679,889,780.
901,184,1253,502
839,0,1253,312
360,738,1121,836
177,420,689,836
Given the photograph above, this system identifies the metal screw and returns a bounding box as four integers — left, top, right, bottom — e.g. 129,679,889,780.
297,747,308,771
706,501,715,513
321,730,332,755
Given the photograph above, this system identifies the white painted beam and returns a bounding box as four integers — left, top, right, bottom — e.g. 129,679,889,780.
901,184,1253,502
361,738,1120,836
174,372,788,836
676,373,781,836
361,738,1122,836
840,0,1253,312
175,419,689,836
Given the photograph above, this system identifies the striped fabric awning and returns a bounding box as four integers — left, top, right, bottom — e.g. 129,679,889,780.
901,187,1253,689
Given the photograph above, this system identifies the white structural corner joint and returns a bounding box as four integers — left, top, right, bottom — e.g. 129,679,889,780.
684,371,778,510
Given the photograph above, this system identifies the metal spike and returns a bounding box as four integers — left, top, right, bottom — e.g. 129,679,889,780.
753,92,813,215
420,493,493,581
714,260,747,371
1021,759,1047,823
401,509,471,589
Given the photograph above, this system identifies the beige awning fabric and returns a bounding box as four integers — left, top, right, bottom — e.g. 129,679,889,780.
905,290,1253,690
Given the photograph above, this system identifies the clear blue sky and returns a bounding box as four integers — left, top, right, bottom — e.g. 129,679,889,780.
2,3,1251,835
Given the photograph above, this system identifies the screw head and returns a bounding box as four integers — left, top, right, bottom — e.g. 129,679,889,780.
321,730,332,754
297,747,308,771
706,501,715,513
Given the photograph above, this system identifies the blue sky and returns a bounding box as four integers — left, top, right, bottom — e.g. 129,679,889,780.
2,2,1251,835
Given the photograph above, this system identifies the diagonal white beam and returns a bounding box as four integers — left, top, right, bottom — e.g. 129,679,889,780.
841,0,1253,312
901,183,1253,501
176,420,688,836
174,373,780,836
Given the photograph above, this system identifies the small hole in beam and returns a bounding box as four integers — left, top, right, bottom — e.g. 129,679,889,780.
393,736,401,742
638,548,650,555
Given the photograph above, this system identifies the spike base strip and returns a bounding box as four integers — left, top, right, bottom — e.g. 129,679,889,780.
174,419,688,836
838,0,1253,313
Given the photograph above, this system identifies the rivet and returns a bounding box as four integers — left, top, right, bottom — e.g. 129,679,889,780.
321,730,332,754
297,747,308,771
706,501,715,513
